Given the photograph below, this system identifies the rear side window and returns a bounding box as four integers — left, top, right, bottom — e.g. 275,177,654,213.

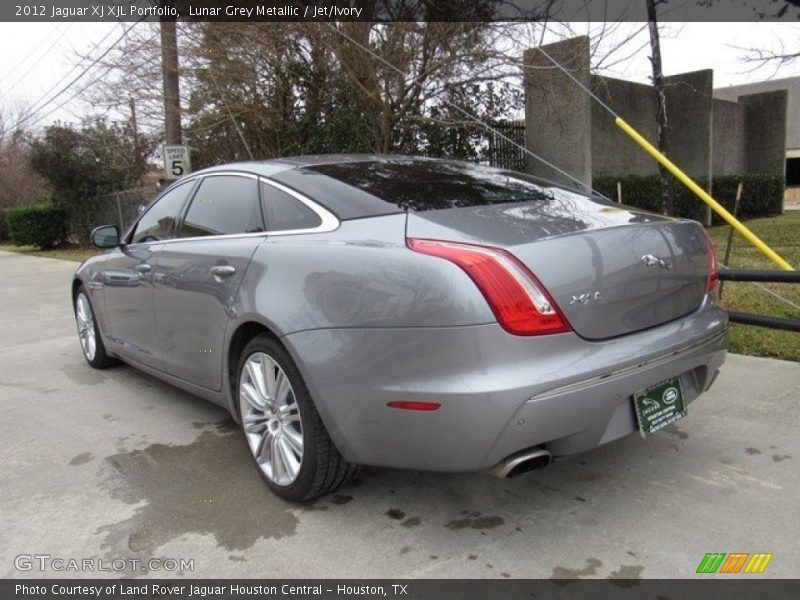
306,159,555,212
130,180,193,244
261,182,321,232
178,175,263,238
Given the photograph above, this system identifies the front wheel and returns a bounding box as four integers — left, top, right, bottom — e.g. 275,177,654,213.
74,287,114,369
236,335,359,502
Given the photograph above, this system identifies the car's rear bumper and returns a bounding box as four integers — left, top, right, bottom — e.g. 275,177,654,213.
282,298,728,472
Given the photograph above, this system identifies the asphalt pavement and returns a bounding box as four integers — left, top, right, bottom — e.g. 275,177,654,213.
1,250,798,579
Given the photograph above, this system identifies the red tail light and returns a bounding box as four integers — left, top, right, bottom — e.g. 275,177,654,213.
407,238,571,336
700,227,719,293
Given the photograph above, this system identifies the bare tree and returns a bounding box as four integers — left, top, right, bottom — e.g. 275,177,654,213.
736,35,800,79
646,0,673,216
0,109,49,208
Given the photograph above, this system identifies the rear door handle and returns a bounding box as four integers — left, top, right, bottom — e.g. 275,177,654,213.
210,265,236,278
135,264,151,273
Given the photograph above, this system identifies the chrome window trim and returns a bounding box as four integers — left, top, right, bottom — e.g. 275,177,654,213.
258,176,340,236
124,171,340,247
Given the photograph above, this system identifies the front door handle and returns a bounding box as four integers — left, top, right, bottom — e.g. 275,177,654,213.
210,265,236,278
135,264,151,273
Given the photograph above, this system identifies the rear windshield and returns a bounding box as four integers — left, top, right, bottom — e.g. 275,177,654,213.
305,159,556,212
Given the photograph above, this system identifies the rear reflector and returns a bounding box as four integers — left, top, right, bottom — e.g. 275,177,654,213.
700,227,719,293
407,238,571,336
387,401,441,411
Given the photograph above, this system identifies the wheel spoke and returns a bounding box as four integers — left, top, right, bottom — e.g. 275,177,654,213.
243,414,268,434
282,426,303,456
241,382,267,412
77,298,88,322
254,430,272,463
246,359,268,400
264,361,277,400
275,372,290,406
278,436,300,478
283,409,301,424
271,435,284,481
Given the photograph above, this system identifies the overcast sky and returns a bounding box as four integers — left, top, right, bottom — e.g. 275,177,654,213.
0,21,798,131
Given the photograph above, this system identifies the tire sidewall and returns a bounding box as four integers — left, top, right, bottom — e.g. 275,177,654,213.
235,335,321,502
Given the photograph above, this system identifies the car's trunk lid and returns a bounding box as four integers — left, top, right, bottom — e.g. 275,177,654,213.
406,194,709,340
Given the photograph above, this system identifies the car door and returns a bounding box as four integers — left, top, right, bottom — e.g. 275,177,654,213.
153,173,265,391
100,179,195,368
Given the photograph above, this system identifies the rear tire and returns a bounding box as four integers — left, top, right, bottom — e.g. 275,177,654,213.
236,334,359,502
74,286,114,369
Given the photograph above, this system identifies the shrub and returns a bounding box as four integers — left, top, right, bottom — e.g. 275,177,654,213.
0,208,9,242
593,173,785,224
7,203,68,249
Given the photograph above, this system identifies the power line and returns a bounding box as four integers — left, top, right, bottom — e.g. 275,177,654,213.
14,19,144,130
531,44,618,118
18,25,120,120
0,23,75,100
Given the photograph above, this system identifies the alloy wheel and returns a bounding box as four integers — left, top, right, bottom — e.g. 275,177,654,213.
75,293,97,362
239,352,304,486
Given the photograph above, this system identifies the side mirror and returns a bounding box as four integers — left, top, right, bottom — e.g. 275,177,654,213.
90,224,120,248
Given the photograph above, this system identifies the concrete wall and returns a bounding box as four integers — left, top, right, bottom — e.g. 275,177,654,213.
712,98,746,176
663,70,713,182
741,90,789,177
591,75,656,177
715,76,800,152
523,36,592,188
590,70,714,183
523,38,791,191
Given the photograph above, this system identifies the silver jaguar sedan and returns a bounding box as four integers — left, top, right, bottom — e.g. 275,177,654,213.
73,155,727,501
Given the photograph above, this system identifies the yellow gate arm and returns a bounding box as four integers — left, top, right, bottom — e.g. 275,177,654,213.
615,116,794,271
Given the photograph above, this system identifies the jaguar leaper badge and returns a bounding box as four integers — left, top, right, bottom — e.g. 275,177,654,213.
641,254,671,270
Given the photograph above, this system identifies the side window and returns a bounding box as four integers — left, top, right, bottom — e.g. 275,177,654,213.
130,181,193,244
262,182,322,232
178,175,263,238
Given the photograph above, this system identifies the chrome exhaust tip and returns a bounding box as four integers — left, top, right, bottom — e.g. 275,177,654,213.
488,448,552,479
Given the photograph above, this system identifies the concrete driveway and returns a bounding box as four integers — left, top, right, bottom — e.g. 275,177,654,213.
1,250,798,580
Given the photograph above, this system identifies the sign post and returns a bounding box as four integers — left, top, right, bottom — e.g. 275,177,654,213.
163,145,191,179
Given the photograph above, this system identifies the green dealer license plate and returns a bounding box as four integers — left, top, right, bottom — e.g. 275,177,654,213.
633,376,686,437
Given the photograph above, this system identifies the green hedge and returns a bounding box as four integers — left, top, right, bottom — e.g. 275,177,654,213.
593,174,785,224
0,208,9,242
7,203,69,249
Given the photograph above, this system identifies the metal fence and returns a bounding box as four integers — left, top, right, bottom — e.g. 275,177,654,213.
485,120,526,171
71,186,157,243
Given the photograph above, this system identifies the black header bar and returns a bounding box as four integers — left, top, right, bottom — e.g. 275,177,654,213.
3,0,800,22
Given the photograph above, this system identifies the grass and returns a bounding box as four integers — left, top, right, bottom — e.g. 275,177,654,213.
1,212,797,361
0,243,99,263
707,211,800,362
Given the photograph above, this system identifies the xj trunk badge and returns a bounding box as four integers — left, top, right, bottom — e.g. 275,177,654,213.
570,291,601,306
641,254,672,270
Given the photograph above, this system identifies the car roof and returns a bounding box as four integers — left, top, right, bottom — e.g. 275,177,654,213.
192,154,431,177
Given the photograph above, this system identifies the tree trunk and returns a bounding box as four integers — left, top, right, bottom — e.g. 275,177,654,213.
646,0,673,216
160,15,182,145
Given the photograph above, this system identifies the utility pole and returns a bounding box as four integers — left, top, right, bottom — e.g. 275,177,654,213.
646,0,673,216
129,97,146,179
160,9,182,145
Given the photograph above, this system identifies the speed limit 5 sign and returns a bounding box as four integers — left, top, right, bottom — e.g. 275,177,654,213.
163,145,192,179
